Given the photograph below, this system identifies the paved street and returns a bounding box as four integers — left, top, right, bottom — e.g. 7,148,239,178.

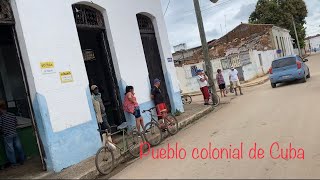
108,54,320,179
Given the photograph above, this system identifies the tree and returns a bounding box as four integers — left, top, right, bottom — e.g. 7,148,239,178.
249,0,308,48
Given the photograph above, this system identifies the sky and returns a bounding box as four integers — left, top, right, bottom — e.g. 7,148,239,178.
161,0,320,50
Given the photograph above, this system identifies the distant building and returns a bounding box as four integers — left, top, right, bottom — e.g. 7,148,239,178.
175,23,294,94
305,34,320,52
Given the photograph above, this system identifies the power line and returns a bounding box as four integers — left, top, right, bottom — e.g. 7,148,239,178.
166,0,233,17
164,0,171,16
165,0,234,21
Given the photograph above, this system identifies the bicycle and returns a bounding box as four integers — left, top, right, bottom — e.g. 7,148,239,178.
181,94,192,104
142,107,179,146
95,122,144,175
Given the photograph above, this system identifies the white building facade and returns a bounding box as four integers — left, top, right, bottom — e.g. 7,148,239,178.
305,34,320,52
1,0,183,172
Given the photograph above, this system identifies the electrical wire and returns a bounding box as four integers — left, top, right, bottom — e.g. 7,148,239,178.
164,0,171,16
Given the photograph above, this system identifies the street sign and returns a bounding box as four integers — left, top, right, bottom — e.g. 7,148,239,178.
276,49,282,54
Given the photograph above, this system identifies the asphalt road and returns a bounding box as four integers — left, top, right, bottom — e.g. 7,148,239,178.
107,53,320,179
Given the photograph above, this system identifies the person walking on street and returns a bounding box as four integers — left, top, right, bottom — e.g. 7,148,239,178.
216,69,227,98
151,79,168,119
196,69,210,105
229,67,244,96
123,86,145,133
91,85,111,133
0,99,25,167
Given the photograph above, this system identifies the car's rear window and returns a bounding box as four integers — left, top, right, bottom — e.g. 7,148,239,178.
272,57,296,68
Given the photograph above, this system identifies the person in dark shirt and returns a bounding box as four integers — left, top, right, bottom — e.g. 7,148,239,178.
151,79,168,119
0,99,25,166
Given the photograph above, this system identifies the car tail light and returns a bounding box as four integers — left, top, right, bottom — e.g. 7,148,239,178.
269,67,273,74
297,61,302,69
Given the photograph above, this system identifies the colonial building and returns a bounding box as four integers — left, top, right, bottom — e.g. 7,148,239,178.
0,0,182,172
305,34,320,53
175,23,294,94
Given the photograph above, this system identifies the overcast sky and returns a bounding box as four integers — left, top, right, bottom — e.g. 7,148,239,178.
161,0,320,50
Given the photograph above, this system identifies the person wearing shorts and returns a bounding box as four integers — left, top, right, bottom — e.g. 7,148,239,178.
151,79,168,119
216,69,227,98
196,69,210,105
123,86,145,132
229,67,243,96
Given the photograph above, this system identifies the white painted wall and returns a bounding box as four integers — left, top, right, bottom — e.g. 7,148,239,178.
176,62,203,94
271,27,294,57
309,36,320,51
176,50,280,95
13,0,180,131
11,0,181,171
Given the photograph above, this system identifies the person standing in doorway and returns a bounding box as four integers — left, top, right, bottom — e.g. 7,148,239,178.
151,79,168,119
0,99,25,167
216,69,227,98
91,85,111,133
229,67,243,96
123,86,145,133
196,69,210,105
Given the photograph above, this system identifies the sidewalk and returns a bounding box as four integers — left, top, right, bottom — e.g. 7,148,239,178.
28,97,234,179
241,75,269,88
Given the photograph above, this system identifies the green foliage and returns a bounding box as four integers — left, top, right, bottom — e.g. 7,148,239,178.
249,0,308,48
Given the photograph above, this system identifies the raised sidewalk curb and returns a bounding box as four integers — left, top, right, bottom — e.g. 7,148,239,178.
39,102,232,179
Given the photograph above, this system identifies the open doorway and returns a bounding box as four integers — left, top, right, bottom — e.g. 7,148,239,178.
72,4,124,131
136,14,171,112
0,4,45,176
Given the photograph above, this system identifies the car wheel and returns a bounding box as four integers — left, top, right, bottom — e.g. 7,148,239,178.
271,83,276,88
307,70,311,79
301,74,307,83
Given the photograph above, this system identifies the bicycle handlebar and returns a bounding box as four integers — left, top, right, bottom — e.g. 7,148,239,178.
142,107,156,113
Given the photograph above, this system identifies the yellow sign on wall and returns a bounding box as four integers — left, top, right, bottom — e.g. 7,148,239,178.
60,71,74,83
40,61,55,74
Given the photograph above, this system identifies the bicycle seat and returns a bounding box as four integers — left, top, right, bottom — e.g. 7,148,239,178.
117,122,128,130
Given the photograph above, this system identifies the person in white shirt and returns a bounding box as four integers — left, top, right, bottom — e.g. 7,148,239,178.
196,69,210,105
229,67,243,96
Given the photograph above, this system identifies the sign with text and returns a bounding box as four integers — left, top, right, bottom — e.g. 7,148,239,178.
40,61,55,74
60,71,74,83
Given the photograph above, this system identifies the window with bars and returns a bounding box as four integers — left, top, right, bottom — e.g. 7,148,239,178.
0,0,14,24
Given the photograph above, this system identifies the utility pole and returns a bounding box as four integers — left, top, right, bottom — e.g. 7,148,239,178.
292,15,302,56
193,0,218,104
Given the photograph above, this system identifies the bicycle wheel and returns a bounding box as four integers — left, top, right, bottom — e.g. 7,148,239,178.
126,130,145,158
183,95,192,104
144,121,163,146
165,114,179,135
95,146,115,175
212,93,221,107
181,96,186,105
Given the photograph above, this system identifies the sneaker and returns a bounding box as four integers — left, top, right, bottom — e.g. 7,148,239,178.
240,93,244,95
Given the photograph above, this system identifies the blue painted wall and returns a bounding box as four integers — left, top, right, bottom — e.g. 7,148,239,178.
33,87,101,172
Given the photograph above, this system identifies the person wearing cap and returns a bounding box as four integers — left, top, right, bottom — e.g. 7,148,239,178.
91,85,111,132
196,69,210,105
0,99,25,167
229,67,243,96
151,79,168,120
